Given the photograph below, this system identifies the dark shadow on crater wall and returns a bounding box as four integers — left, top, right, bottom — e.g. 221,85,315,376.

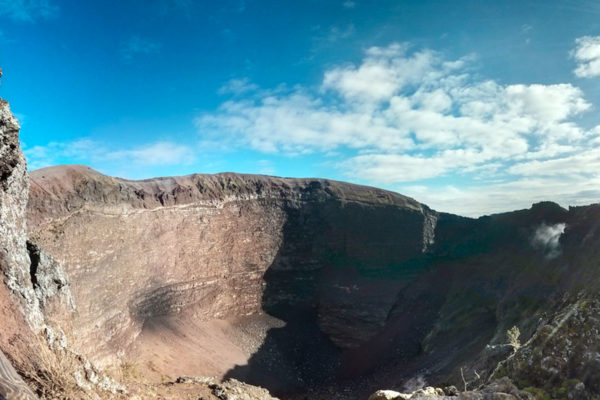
224,197,581,396
224,182,435,395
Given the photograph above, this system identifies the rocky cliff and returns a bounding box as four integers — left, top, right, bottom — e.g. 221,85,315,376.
1,96,102,400
0,97,39,400
0,98,39,326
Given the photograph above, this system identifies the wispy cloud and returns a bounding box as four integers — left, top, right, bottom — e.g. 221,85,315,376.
24,139,98,170
24,139,196,171
107,142,196,166
325,24,355,42
0,0,58,22
196,42,600,216
120,35,161,61
218,78,259,96
401,179,600,217
256,159,275,175
521,24,533,44
572,35,600,78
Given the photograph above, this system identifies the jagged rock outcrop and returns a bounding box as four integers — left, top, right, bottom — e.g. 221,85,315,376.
210,378,280,400
368,378,534,399
0,97,122,399
489,290,600,398
1,96,72,333
26,241,74,312
0,98,41,328
0,97,41,399
0,98,41,398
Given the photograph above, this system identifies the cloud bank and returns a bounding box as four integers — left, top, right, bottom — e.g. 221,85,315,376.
24,140,196,171
196,43,600,215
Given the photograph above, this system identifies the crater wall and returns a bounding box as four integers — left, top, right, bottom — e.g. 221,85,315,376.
27,166,436,379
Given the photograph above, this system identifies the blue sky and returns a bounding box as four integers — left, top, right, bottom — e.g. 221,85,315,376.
2,0,600,216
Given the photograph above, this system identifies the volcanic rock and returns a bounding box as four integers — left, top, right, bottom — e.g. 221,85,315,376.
368,378,532,400
0,98,41,398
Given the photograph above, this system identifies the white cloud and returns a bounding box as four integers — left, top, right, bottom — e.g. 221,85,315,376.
256,159,275,175
24,139,98,170
401,177,600,217
24,140,195,171
120,35,161,61
341,148,494,183
504,84,589,124
0,0,58,22
195,42,600,216
509,148,600,177
218,78,259,96
325,24,355,42
411,88,453,113
106,142,196,166
322,44,450,102
572,36,600,78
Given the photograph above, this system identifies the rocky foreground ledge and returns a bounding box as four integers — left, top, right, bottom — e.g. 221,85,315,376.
368,378,535,400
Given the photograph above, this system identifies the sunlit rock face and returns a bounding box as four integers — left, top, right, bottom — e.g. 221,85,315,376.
0,98,71,351
1,98,73,400
0,98,38,325
0,97,38,399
